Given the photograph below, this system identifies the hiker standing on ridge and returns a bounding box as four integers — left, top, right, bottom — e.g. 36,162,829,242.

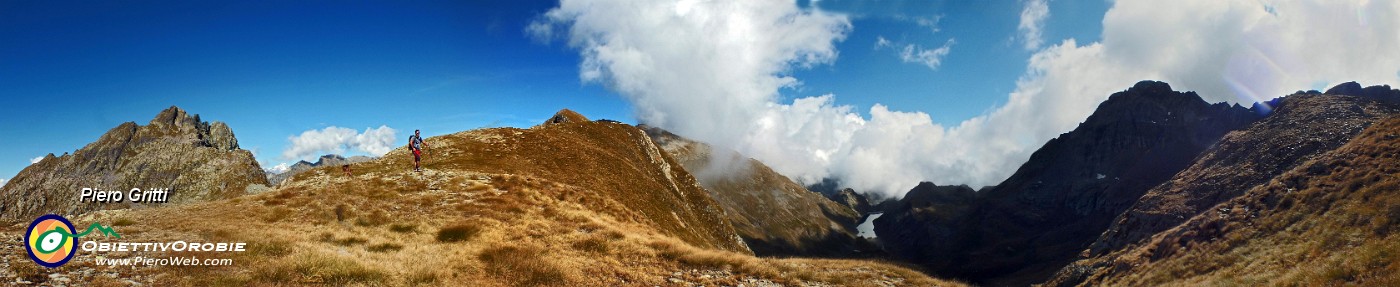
409,129,428,172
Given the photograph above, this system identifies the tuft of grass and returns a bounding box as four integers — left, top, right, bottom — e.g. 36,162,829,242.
436,223,481,243
366,243,404,253
478,244,572,286
406,270,439,285
647,237,780,278
253,252,387,285
263,206,293,223
111,218,138,226
354,209,390,227
319,233,367,246
571,236,610,253
245,240,294,258
388,223,417,233
7,259,44,283
334,204,352,222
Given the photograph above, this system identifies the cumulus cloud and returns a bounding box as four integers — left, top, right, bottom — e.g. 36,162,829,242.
0,178,7,187
875,36,956,70
533,0,1400,198
1018,0,1050,50
281,125,398,162
30,156,42,164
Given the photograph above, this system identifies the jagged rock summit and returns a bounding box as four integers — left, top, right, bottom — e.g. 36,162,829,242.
0,106,268,220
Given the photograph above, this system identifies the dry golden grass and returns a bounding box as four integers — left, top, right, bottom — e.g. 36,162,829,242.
1078,117,1400,286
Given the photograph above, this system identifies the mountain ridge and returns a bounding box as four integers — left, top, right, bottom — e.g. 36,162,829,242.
642,125,870,257
875,80,1261,285
0,106,268,221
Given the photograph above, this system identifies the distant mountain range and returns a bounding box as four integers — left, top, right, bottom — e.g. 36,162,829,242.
265,154,374,186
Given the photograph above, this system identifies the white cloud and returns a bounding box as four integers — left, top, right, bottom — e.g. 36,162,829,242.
532,0,1400,198
0,178,7,187
893,14,942,34
281,125,398,162
1018,0,1050,50
876,37,956,70
30,156,42,164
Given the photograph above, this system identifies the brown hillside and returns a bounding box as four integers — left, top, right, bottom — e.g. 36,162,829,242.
0,109,965,286
1048,115,1400,286
642,126,866,257
1084,94,1400,259
287,115,748,252
0,106,267,221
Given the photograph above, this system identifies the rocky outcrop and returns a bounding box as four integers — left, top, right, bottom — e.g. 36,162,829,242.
829,188,873,215
266,154,374,185
0,106,269,220
543,109,589,125
643,126,866,257
876,81,1260,285
1326,81,1400,105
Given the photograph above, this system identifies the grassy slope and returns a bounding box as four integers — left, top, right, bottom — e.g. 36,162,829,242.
1059,116,1400,286
3,119,962,287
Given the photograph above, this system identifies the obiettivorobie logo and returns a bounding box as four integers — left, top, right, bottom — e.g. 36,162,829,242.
24,213,249,268
25,214,121,268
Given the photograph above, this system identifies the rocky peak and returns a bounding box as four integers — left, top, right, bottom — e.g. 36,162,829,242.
1324,81,1365,96
1325,81,1400,105
145,106,239,150
0,106,267,220
542,109,589,125
149,105,197,128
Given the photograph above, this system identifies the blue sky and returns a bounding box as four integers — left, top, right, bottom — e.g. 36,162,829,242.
0,1,631,176
1,0,1098,180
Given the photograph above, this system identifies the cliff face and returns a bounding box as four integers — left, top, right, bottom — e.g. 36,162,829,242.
0,106,268,220
642,126,866,257
876,81,1261,285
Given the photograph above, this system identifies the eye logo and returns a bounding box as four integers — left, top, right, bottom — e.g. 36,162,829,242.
25,214,78,268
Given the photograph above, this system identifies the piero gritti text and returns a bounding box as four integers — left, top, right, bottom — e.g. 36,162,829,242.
80,187,170,203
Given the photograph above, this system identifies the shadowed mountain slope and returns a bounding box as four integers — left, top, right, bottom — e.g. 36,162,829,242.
875,81,1261,285
1049,113,1400,286
1047,83,1400,286
642,126,867,257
